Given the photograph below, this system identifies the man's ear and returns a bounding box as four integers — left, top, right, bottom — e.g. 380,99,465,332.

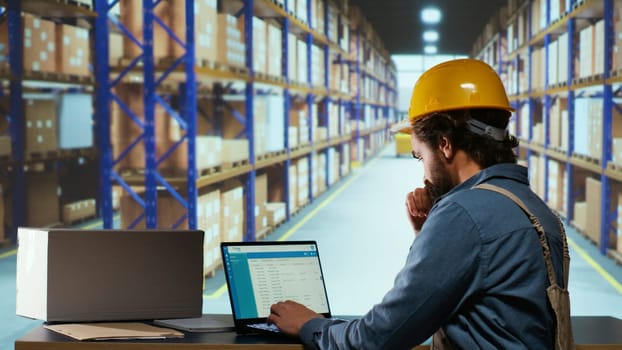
438,135,453,160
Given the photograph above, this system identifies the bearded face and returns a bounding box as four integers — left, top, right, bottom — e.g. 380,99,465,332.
425,150,455,202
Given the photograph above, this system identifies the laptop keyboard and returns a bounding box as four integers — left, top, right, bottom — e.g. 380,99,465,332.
248,323,281,333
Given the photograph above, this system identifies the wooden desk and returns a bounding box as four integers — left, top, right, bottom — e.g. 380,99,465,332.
15,316,622,350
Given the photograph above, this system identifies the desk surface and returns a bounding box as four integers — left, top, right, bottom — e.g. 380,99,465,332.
15,316,622,350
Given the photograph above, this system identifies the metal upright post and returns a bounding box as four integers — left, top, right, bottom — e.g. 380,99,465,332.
244,0,256,241
600,0,614,254
184,0,198,230
7,0,24,242
306,28,314,201
543,33,551,203
143,0,158,228
355,28,362,162
565,17,576,224
94,0,112,228
283,0,291,221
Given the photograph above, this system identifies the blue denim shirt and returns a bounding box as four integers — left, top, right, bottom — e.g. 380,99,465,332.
299,163,564,349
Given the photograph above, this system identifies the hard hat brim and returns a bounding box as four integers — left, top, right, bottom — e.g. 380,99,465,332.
390,119,413,134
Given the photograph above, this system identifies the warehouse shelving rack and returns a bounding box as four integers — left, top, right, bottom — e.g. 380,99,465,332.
3,0,397,244
2,0,97,242
95,0,200,231
475,0,622,258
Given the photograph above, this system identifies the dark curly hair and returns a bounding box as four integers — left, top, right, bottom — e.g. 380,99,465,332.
412,108,519,168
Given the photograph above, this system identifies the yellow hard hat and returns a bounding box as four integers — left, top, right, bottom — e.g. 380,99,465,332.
391,59,514,134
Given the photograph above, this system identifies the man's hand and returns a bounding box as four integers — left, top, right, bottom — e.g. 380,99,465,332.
405,180,433,234
268,300,324,337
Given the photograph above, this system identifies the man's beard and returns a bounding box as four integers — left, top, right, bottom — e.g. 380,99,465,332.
426,152,455,203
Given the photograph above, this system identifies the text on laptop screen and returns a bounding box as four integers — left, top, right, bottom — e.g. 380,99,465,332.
223,244,330,319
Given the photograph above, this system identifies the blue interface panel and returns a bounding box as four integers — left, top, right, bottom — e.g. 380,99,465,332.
223,244,330,319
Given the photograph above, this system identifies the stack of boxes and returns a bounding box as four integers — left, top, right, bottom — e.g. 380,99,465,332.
255,174,269,239
62,199,96,226
216,13,245,68
220,182,245,242
198,188,221,276
0,14,56,73
297,157,310,207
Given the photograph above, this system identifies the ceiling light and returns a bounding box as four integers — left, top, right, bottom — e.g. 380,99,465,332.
424,45,438,54
423,30,439,42
421,7,442,24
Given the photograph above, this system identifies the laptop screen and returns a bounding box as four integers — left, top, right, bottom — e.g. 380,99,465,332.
221,241,331,321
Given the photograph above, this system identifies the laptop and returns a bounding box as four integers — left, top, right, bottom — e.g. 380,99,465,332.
221,241,332,334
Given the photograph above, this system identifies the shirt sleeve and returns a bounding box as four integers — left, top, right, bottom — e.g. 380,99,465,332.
298,200,483,350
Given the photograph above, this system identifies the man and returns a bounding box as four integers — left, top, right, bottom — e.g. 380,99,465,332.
268,59,572,349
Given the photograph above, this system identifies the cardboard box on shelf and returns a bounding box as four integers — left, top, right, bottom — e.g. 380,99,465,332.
220,184,244,242
585,178,622,248
222,139,249,165
16,228,203,322
255,174,268,236
573,201,587,232
111,84,176,171
119,0,171,60
0,136,10,157
198,97,269,156
170,0,218,63
167,135,222,173
62,198,96,226
120,188,198,229
216,13,245,67
197,187,221,276
55,24,90,76
297,157,310,206
266,202,286,227
26,171,60,227
109,33,123,66
25,97,58,155
0,14,56,73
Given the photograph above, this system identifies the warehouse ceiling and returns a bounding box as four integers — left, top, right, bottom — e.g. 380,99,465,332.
351,0,508,55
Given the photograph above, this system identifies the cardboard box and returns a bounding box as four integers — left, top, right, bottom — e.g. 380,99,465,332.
0,14,56,72
255,174,268,236
0,136,10,157
573,201,587,231
170,0,218,63
121,189,190,229
16,228,204,322
62,199,96,225
222,139,249,164
119,0,170,59
168,135,222,173
586,178,622,248
25,98,58,154
266,202,286,226
197,188,221,275
216,13,245,67
26,172,60,227
55,24,90,76
220,185,244,242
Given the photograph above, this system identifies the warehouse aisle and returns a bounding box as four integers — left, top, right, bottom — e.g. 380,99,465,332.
2,144,622,349
204,145,622,318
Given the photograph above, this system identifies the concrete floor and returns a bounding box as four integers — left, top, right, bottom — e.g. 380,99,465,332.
2,145,622,349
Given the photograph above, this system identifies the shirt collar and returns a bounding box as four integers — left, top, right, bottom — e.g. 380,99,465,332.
433,163,528,204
